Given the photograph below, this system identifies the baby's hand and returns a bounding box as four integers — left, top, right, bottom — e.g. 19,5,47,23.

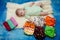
28,18,33,23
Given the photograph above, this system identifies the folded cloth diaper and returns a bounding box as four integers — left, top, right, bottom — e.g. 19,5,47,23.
45,16,56,26
23,21,35,35
3,21,11,31
32,16,45,27
10,17,18,26
45,25,56,38
34,26,45,40
7,19,15,29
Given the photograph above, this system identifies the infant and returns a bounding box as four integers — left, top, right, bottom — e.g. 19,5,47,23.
15,2,48,21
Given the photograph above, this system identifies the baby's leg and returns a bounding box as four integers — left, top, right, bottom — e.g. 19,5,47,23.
40,12,48,16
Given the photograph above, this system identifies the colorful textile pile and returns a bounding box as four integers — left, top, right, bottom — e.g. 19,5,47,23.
3,17,18,31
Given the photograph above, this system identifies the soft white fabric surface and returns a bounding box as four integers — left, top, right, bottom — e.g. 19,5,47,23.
6,1,53,28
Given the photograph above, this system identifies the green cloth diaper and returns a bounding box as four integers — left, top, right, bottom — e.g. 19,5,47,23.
45,25,56,38
7,19,15,29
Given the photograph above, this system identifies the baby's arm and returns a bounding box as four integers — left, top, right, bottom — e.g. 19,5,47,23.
29,2,35,7
25,15,34,22
33,2,44,8
24,2,35,7
28,2,43,7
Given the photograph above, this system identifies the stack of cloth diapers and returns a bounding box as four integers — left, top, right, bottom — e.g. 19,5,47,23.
45,15,56,38
23,15,56,40
3,17,18,31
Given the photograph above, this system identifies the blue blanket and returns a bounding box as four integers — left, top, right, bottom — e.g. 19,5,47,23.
0,0,60,40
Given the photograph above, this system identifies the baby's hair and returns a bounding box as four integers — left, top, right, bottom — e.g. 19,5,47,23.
16,8,21,17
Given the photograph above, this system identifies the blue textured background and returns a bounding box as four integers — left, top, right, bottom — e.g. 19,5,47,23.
0,0,60,40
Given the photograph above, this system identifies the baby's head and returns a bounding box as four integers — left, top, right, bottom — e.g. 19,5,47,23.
16,8,25,17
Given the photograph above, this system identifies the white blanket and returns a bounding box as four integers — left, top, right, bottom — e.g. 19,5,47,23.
6,1,53,28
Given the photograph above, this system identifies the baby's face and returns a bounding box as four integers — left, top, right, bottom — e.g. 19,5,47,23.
16,9,25,17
